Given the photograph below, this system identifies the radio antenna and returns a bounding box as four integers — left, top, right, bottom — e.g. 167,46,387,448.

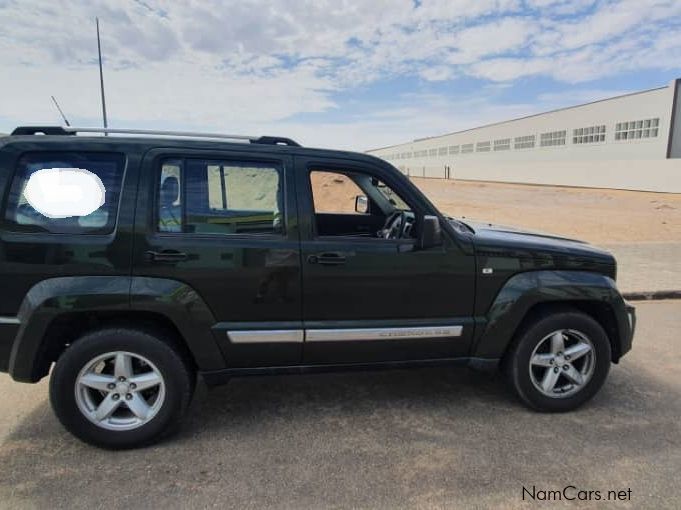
96,17,109,135
50,96,71,126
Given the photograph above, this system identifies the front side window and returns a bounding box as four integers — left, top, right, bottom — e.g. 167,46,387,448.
309,169,414,239
310,171,366,214
158,159,283,235
4,152,125,234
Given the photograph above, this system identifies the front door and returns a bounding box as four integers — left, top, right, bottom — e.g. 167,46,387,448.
132,148,302,367
295,156,476,364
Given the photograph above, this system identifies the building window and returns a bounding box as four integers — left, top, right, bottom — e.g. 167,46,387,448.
461,143,474,154
540,130,566,147
493,138,511,151
615,118,659,140
573,125,606,144
514,135,535,149
429,148,437,157
448,145,459,154
476,141,491,152
438,147,448,156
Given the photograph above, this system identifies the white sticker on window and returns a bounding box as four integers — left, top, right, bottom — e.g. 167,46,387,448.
23,168,106,218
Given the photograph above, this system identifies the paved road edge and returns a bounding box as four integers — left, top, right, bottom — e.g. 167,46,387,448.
623,290,681,301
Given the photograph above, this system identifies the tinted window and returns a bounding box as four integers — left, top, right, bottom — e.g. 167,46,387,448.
310,171,365,214
158,159,283,235
4,152,125,234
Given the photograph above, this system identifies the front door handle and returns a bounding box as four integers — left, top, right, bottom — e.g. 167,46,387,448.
308,252,347,266
146,250,188,262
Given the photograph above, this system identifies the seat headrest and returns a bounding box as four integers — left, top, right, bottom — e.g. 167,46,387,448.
160,176,179,207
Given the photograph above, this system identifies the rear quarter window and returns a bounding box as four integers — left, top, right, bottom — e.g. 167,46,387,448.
3,152,125,234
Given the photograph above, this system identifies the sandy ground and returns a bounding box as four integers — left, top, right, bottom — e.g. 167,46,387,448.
0,300,679,509
410,178,681,244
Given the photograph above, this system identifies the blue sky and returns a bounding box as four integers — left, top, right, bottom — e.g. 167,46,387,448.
1,0,680,150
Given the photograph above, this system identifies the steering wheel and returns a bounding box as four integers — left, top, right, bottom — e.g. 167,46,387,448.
380,211,407,239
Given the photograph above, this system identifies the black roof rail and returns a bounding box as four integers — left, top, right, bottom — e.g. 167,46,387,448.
11,126,75,136
252,136,301,147
9,126,302,146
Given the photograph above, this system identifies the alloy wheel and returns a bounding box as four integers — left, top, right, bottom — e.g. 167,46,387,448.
74,351,166,431
528,329,596,399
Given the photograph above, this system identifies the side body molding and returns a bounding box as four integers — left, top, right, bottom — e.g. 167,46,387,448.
9,276,225,382
471,270,632,361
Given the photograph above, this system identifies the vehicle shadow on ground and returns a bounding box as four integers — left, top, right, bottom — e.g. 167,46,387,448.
1,363,679,509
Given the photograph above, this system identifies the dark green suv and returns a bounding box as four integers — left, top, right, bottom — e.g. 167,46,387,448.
0,126,635,449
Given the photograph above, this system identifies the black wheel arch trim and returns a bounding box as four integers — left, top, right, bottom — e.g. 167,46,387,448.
471,270,634,362
8,276,225,382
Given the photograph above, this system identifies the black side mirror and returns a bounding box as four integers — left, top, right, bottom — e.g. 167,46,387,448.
354,195,369,214
420,215,442,249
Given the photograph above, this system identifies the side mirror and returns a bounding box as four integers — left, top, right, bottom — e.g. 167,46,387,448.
354,195,369,214
420,215,442,249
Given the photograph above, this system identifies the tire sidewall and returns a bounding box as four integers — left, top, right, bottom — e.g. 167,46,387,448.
50,328,192,449
510,312,611,412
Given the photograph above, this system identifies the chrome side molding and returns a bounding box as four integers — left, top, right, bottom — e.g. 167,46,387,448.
226,325,463,344
0,316,20,325
306,325,463,342
227,330,304,344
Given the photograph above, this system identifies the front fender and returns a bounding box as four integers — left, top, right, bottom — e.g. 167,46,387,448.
471,270,632,361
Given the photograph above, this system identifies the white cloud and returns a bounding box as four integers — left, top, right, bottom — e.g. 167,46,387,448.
0,0,680,149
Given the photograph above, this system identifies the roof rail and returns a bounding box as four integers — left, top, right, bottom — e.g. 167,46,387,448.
10,126,301,147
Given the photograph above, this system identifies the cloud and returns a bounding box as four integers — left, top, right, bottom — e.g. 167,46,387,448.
0,0,680,149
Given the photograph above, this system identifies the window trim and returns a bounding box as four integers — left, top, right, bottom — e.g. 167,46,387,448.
1,150,127,236
153,156,287,239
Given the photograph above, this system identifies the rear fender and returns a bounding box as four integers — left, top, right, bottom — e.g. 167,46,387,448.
8,276,225,382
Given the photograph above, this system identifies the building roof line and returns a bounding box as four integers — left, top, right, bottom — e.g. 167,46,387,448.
367,82,672,153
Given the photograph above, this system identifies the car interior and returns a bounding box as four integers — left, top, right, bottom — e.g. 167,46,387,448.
310,170,416,239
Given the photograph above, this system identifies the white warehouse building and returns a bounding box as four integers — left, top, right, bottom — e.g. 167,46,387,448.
369,78,681,193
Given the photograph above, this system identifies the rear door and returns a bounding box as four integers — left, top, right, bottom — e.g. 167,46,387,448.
132,147,302,367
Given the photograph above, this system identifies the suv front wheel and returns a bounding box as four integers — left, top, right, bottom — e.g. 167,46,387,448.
50,327,194,449
507,310,612,412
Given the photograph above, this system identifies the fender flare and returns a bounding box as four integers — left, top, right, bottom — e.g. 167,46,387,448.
9,276,225,382
471,270,631,361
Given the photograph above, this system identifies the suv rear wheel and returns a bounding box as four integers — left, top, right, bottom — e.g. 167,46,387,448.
49,327,194,449
507,310,611,412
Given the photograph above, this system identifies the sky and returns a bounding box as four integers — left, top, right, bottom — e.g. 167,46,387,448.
0,0,680,151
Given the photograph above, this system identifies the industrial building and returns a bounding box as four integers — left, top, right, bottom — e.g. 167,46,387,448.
369,78,681,193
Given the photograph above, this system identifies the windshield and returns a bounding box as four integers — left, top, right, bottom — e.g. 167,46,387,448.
374,179,410,210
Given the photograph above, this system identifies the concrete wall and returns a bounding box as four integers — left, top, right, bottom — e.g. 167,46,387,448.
398,159,681,193
370,80,681,193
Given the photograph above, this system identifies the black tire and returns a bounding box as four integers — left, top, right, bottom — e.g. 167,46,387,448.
506,310,611,412
49,327,194,449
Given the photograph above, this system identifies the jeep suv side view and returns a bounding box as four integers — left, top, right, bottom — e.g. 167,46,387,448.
0,126,635,449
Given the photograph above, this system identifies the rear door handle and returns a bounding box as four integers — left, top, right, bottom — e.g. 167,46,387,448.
146,250,188,262
308,252,347,266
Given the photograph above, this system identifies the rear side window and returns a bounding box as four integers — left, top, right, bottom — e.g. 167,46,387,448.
158,158,283,235
3,152,125,234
